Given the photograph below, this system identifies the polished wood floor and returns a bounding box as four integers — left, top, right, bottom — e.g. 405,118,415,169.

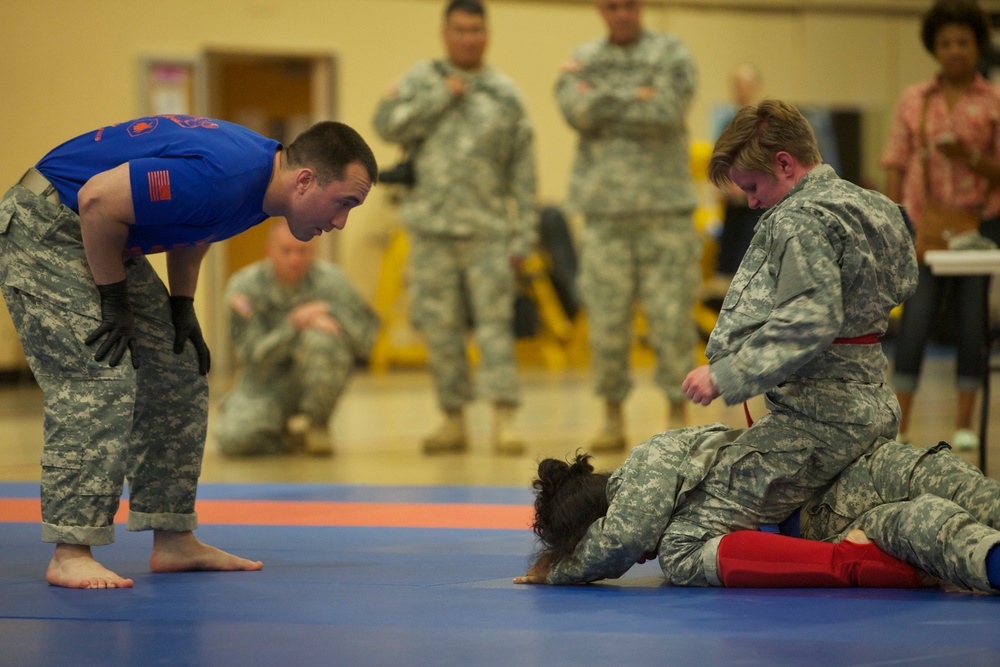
1,348,997,485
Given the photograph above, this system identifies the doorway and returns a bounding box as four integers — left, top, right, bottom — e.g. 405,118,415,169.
201,50,337,376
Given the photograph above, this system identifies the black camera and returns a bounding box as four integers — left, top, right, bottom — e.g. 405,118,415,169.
379,159,416,186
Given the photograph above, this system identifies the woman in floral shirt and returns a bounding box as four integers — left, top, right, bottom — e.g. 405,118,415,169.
881,0,1000,451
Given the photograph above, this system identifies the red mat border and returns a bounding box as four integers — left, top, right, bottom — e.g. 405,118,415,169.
0,498,533,530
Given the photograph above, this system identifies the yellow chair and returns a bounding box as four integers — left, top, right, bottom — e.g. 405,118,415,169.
369,229,580,372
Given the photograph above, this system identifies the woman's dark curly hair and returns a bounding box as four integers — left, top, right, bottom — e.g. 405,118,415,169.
921,0,991,55
530,453,611,564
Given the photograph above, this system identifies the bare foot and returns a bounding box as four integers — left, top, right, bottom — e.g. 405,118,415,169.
844,529,872,544
149,531,263,573
843,528,939,588
46,544,135,589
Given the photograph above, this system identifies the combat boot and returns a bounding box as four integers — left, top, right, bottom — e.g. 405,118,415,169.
285,414,311,454
589,400,626,452
305,423,334,457
422,409,468,454
493,402,526,455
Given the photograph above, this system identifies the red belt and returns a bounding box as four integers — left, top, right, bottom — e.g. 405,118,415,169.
832,333,880,345
742,332,880,426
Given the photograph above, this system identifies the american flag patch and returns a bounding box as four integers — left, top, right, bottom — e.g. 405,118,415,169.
148,170,172,202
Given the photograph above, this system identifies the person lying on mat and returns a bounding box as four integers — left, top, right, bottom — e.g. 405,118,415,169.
513,424,1000,593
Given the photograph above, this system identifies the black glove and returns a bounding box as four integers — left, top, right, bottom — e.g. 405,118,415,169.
85,279,140,369
170,296,211,375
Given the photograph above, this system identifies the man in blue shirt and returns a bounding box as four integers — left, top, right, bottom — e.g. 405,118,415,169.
0,116,377,589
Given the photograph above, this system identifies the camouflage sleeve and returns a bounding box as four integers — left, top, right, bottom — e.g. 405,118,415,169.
602,39,695,136
225,267,297,366
373,61,454,147
554,38,695,138
508,110,538,258
710,211,844,405
546,439,683,584
554,65,621,134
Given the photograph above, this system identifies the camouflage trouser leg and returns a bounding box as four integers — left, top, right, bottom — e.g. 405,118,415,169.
581,212,700,402
214,367,294,456
125,260,207,533
635,214,701,403
215,327,354,455
801,441,1000,541
579,216,639,402
410,235,518,410
293,328,355,420
798,440,1000,592
464,237,518,406
409,235,473,410
659,407,896,586
854,496,1000,593
889,443,1000,527
0,185,205,545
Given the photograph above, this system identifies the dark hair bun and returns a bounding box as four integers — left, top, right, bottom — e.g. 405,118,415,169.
568,452,595,476
534,453,594,495
530,452,610,560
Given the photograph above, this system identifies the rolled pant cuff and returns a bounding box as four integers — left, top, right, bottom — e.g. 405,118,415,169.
42,521,115,546
127,510,198,533
702,534,725,587
972,534,1000,594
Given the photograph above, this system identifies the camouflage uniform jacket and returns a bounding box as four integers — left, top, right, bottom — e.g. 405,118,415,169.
706,165,918,415
548,426,1000,592
547,424,737,584
555,29,697,216
226,260,379,367
373,60,537,257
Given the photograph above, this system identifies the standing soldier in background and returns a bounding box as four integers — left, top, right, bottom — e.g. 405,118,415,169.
214,221,379,457
373,0,537,455
557,0,701,451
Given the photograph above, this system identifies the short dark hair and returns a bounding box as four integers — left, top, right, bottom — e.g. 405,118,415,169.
921,0,990,55
445,0,485,19
530,453,611,565
284,121,379,186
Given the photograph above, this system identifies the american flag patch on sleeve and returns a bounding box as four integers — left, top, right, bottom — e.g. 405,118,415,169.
148,170,172,202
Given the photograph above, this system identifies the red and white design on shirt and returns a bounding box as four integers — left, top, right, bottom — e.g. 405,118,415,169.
148,170,172,202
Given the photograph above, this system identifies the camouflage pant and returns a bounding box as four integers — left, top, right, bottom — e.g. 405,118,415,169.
214,328,354,455
658,393,899,587
408,234,518,410
801,440,1000,592
580,212,701,403
0,185,206,545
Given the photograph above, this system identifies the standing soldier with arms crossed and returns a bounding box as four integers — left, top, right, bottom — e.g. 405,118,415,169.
557,0,701,451
374,0,538,455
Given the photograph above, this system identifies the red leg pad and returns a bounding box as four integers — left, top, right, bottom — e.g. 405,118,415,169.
717,531,924,588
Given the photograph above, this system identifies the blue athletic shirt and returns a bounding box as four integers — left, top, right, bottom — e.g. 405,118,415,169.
35,115,280,255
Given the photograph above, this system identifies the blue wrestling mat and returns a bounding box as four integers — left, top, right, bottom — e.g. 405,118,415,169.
1,482,999,666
